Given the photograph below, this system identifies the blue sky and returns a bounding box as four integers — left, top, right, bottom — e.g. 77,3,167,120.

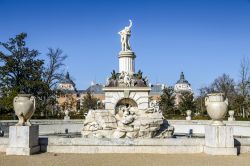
0,0,250,94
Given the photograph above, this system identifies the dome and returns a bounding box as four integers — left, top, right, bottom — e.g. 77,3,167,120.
176,72,190,85
174,72,192,93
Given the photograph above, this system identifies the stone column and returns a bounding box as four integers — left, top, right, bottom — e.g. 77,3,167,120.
119,51,136,74
6,125,40,155
204,125,237,155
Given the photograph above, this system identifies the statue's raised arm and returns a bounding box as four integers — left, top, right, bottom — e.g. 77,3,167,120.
118,20,133,52
128,20,132,29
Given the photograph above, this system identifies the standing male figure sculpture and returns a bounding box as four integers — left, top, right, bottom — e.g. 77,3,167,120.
118,20,132,51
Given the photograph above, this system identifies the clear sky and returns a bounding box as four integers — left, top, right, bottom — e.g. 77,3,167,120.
0,0,250,94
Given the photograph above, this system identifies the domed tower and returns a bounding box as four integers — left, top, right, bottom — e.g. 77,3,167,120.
174,72,192,106
174,72,192,93
56,72,79,112
57,72,76,91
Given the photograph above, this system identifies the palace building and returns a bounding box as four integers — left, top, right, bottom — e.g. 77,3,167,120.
56,71,192,112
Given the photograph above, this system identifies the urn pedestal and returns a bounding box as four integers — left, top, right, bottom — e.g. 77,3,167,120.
204,125,237,155
204,93,237,155
6,125,40,155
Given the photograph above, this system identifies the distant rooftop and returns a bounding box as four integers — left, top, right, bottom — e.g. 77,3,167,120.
60,72,75,86
78,83,164,95
86,84,104,94
149,84,165,95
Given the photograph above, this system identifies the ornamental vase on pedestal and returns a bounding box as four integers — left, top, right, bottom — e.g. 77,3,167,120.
13,94,36,126
205,93,228,126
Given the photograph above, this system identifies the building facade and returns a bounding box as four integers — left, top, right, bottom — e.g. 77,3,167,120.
56,72,192,113
56,72,79,112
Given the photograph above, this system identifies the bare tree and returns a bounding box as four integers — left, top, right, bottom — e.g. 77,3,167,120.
44,48,67,89
199,74,236,111
238,57,250,117
239,57,250,97
211,73,236,99
195,87,212,115
41,48,67,116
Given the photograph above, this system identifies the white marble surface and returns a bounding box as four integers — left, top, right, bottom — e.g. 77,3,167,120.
6,125,40,155
118,20,133,52
204,125,237,155
2,135,250,154
103,87,151,111
2,120,250,137
43,137,204,154
118,51,136,74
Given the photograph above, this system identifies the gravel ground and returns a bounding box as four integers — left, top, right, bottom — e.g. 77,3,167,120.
1,153,250,166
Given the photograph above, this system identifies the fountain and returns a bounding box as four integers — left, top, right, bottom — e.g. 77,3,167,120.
82,20,173,139
2,21,242,156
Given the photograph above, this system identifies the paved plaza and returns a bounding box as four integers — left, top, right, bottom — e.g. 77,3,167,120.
1,153,250,166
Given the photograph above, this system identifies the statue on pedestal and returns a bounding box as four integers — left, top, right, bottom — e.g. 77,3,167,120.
118,20,132,52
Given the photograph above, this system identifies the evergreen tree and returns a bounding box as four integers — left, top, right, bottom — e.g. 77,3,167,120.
0,33,46,112
159,86,176,117
178,91,196,114
81,91,99,113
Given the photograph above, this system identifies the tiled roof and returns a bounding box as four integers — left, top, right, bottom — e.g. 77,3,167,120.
85,84,104,94
71,83,165,95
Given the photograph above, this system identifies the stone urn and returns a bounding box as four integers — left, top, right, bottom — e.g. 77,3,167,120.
13,94,36,126
228,110,235,121
64,109,70,121
205,93,228,126
65,109,69,116
186,110,192,121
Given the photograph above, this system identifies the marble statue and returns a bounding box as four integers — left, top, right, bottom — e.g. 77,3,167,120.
146,100,160,113
118,20,132,52
123,72,132,87
121,106,135,125
118,72,125,84
118,71,134,87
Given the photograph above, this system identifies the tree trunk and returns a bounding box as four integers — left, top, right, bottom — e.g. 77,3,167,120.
243,107,245,118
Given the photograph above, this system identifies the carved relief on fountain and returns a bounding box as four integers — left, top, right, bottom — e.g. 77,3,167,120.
106,70,148,88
